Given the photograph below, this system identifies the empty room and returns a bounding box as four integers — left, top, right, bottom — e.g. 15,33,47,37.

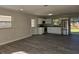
0,5,79,54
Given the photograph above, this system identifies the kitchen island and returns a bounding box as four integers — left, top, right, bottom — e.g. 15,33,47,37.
47,27,62,34
38,24,62,34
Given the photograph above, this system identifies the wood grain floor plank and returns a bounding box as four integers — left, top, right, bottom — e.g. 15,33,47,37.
0,34,79,54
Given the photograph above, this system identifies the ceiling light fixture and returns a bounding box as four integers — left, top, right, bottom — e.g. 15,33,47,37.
20,9,24,11
48,13,53,16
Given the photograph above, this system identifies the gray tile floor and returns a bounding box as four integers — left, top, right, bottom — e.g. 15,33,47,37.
0,34,79,54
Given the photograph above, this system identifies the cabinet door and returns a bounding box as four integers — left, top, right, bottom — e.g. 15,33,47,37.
38,18,45,24
38,28,44,34
47,27,61,34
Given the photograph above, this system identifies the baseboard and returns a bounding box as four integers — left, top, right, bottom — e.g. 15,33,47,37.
0,34,32,46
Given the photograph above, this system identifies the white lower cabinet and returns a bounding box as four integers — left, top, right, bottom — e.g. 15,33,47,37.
47,27,61,34
38,27,44,34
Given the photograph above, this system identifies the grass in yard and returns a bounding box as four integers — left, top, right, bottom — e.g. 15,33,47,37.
71,29,79,32
71,24,79,32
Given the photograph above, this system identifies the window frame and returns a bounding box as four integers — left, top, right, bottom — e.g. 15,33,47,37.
0,15,12,29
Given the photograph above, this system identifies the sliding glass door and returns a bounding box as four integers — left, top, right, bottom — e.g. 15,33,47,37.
70,17,79,35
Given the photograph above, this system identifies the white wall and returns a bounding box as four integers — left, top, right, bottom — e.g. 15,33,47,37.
0,8,36,45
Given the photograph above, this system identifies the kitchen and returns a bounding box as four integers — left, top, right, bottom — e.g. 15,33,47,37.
32,17,70,35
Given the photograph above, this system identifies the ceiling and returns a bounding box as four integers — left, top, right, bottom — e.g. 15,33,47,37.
0,5,79,16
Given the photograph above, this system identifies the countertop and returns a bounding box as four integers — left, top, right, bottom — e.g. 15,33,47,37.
38,24,62,27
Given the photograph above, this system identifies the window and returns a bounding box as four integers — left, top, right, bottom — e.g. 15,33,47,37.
0,15,11,28
53,19,61,26
52,17,68,26
31,19,35,27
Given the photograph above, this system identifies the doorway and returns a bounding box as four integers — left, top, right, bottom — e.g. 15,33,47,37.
70,17,79,41
70,17,79,35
